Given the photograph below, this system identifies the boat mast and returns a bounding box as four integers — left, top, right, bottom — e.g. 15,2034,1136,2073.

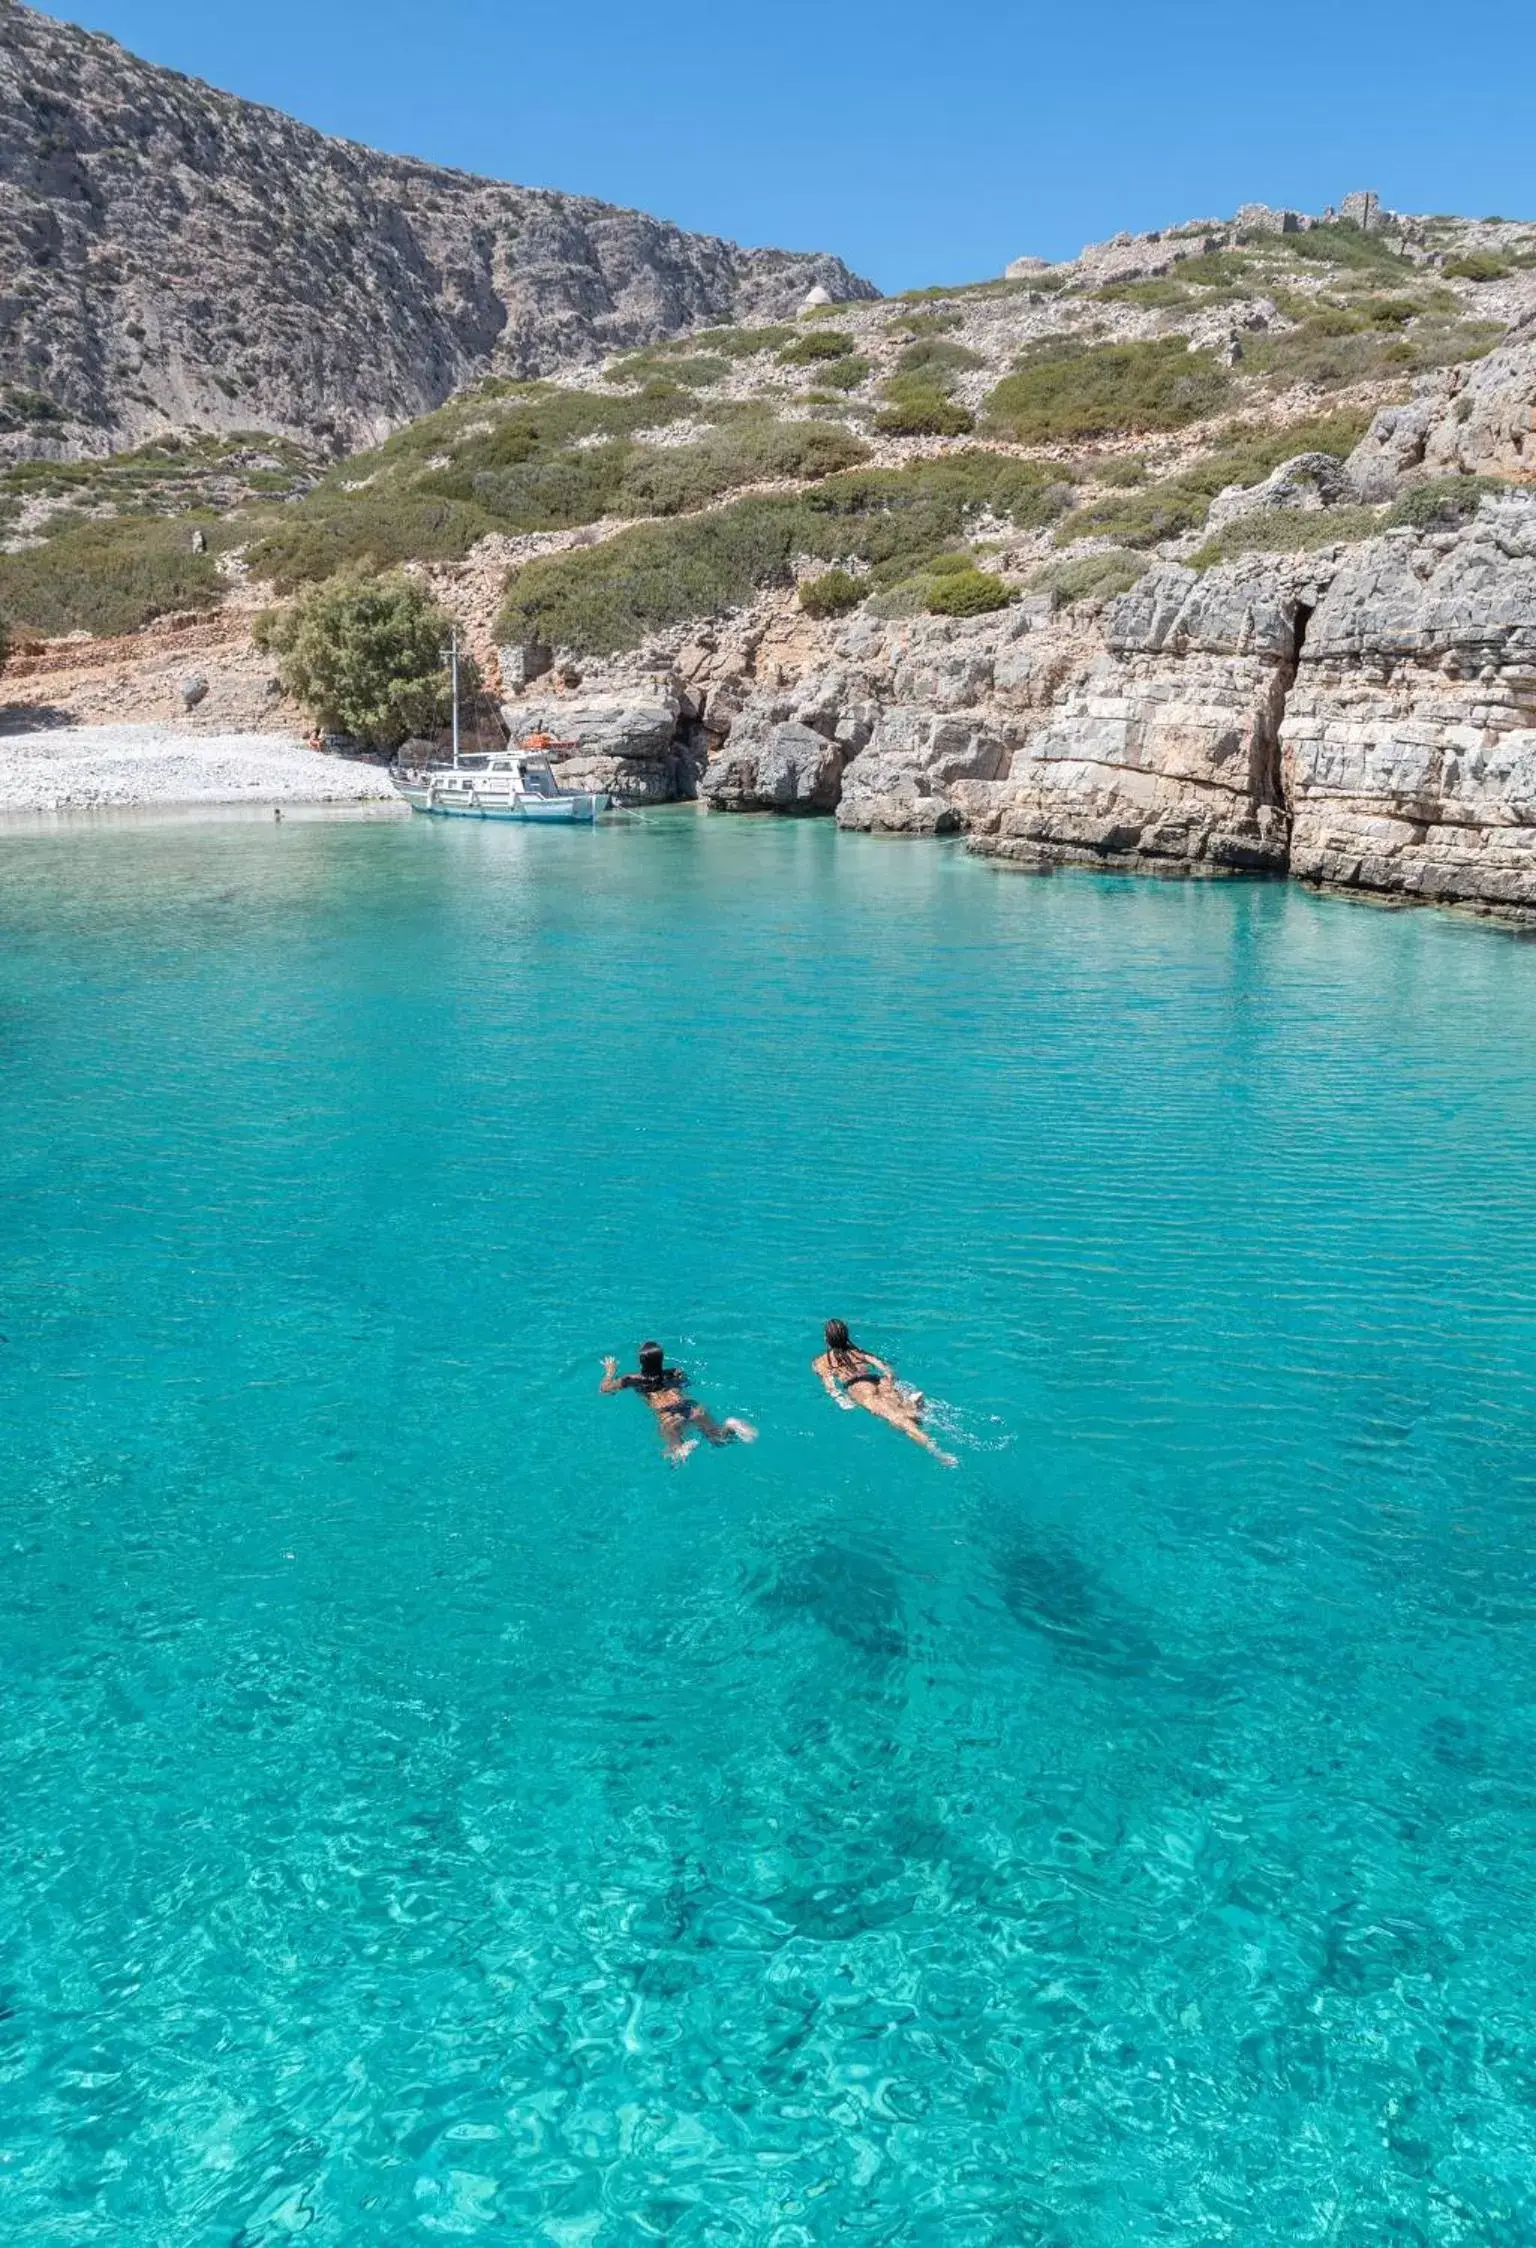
442,625,461,769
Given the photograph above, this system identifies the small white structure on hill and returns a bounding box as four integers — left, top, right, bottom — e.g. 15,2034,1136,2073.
799,285,833,311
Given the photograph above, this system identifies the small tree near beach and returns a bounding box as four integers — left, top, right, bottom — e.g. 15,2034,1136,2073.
255,574,476,749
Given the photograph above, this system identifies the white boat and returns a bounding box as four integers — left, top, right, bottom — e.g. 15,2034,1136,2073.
393,627,609,823
394,749,609,824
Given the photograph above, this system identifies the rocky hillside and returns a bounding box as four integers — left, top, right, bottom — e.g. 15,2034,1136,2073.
0,1,872,456
7,151,1536,919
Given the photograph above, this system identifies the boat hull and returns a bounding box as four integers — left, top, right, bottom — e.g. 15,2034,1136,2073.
395,786,609,824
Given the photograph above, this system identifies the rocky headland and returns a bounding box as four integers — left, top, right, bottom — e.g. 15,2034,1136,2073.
5,8,1536,913
0,1,871,455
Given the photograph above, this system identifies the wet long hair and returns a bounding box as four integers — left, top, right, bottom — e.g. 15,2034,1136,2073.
636,1340,682,1391
824,1318,857,1362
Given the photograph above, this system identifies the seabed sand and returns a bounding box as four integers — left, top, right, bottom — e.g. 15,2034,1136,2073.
0,724,407,825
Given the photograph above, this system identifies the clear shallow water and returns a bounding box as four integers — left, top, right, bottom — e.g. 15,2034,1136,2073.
3,813,1536,2247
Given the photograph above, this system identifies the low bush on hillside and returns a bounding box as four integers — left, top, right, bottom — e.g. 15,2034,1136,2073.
495,453,1069,654
799,568,864,618
1244,313,1502,390
1387,475,1505,530
254,574,476,748
245,490,494,588
777,330,857,366
0,384,68,433
1188,504,1385,570
888,311,964,337
1052,409,1373,549
1279,221,1414,277
661,324,798,360
615,420,868,515
0,514,225,636
652,355,730,388
892,338,984,385
1029,550,1150,607
926,567,1011,616
809,355,871,392
244,394,871,583
1443,253,1511,282
983,337,1232,445
873,392,976,437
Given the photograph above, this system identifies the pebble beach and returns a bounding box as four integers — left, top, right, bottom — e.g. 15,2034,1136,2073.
0,724,405,817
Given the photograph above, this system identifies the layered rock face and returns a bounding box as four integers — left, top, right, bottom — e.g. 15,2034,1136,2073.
972,564,1296,874
0,1,872,454
668,497,1536,920
1283,502,1536,910
1349,328,1536,496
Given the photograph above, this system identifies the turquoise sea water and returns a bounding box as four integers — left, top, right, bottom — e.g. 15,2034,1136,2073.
3,811,1536,2246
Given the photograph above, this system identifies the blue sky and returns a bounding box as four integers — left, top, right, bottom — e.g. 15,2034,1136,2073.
55,0,1536,291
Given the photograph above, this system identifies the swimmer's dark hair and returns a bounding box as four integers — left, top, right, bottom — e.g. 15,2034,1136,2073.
639,1340,666,1378
824,1318,852,1353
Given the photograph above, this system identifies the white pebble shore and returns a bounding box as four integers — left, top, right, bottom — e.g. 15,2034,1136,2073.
0,725,403,813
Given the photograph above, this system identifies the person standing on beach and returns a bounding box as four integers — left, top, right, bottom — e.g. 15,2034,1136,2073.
601,1342,757,1460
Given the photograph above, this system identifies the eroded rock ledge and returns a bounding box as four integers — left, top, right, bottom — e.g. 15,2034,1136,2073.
506,487,1536,921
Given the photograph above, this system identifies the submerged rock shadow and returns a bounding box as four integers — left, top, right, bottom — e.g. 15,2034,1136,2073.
757,1540,910,1665
995,1535,1165,1681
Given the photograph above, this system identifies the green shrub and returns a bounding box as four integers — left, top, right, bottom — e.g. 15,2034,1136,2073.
496,453,1068,654
1281,221,1414,277
245,491,494,589
926,567,1011,616
664,324,798,360
1444,253,1510,282
254,574,476,748
654,355,730,388
873,392,976,437
616,420,868,516
1052,409,1375,549
0,514,225,636
893,338,984,384
1387,475,1504,530
1029,550,1150,608
888,311,964,337
1098,456,1148,487
984,337,1232,445
926,549,976,575
1244,314,1502,391
777,330,857,365
811,355,871,392
865,578,931,619
799,568,864,618
1188,505,1386,570
0,384,68,432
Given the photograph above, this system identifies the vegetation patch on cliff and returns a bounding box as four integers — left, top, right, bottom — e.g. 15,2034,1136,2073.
496,454,1067,654
0,514,226,637
1028,550,1150,607
983,338,1233,445
1188,505,1386,570
1053,410,1371,548
242,384,871,589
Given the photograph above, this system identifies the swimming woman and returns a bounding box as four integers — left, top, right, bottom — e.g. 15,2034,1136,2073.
601,1341,757,1459
813,1319,956,1465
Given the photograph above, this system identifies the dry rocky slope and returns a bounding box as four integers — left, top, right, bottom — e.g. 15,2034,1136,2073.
6,13,1536,916
0,1,870,454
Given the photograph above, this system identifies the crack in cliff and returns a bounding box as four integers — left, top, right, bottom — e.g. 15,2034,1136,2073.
1264,598,1313,862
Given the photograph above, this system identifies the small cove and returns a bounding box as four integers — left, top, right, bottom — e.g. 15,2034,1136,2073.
3,814,1535,2244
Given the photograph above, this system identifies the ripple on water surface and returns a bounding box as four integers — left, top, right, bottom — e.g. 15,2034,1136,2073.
2,816,1536,2244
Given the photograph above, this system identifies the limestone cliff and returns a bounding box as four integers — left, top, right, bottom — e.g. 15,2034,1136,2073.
0,1,872,454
